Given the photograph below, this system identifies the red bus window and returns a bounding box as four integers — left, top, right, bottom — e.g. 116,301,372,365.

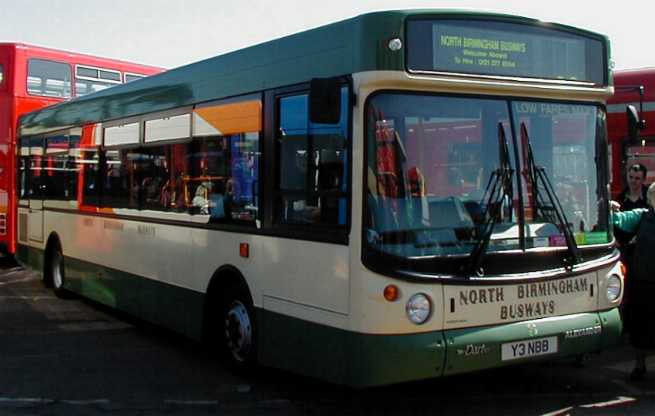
0,64,4,84
125,73,145,83
75,65,121,97
27,59,72,98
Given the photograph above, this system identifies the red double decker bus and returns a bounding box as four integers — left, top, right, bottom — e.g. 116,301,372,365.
607,67,655,198
0,42,162,254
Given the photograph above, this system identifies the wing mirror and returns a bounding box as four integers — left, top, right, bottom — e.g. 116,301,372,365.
309,78,342,124
626,104,645,142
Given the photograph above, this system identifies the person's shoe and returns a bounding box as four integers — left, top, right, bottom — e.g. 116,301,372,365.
630,366,646,381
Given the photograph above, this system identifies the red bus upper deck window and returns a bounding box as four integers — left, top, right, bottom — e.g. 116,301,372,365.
124,73,145,83
27,59,72,98
0,64,4,84
75,65,121,97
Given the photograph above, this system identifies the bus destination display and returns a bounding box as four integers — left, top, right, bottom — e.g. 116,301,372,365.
407,19,606,84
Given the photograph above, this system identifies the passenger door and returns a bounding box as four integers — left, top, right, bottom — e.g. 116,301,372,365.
27,137,44,243
262,85,350,315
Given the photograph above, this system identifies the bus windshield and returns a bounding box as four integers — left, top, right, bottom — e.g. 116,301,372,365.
364,93,609,260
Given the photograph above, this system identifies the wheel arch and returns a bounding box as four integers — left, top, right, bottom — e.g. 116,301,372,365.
202,265,254,337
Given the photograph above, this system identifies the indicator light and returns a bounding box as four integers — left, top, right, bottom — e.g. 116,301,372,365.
239,243,249,258
383,285,400,301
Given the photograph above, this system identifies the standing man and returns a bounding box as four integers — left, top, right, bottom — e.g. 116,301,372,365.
615,163,650,342
618,163,649,211
612,182,655,380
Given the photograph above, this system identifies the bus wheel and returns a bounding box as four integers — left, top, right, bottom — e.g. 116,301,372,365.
219,285,257,371
48,247,70,299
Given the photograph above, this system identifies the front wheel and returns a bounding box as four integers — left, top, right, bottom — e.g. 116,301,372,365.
210,284,257,371
224,298,254,364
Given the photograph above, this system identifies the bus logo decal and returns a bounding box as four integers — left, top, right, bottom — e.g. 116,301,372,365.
457,344,491,357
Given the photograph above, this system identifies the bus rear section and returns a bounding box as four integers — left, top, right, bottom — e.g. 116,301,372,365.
0,42,163,255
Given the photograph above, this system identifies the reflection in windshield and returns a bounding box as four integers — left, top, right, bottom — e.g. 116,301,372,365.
512,101,609,249
364,93,609,261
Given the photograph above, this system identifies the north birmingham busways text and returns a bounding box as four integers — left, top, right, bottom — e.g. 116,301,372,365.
457,277,589,320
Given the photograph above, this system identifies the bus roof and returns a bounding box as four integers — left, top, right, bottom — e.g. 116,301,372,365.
19,10,610,136
0,42,162,71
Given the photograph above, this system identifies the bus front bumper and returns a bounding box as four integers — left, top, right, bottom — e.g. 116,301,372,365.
346,309,621,387
440,309,621,376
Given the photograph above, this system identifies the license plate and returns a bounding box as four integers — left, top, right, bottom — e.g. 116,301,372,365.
501,336,558,361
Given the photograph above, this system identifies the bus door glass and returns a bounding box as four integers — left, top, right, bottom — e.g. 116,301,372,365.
27,137,44,242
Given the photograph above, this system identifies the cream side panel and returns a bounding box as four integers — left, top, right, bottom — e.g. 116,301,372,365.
43,200,79,210
43,210,351,329
192,229,350,324
45,211,193,292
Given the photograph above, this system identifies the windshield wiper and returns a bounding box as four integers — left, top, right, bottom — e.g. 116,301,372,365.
462,123,513,277
520,123,581,269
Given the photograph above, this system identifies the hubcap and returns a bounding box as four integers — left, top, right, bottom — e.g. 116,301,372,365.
224,300,252,362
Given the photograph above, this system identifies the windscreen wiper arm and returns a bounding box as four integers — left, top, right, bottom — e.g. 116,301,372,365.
520,123,581,269
463,123,513,277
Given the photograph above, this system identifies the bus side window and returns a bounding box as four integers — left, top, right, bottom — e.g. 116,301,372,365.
79,148,101,206
139,145,174,212
276,88,348,227
102,149,138,209
44,135,74,200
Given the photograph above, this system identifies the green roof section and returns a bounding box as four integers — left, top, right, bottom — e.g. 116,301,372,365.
19,9,611,136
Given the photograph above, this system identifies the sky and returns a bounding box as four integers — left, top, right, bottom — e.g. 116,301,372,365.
0,0,651,71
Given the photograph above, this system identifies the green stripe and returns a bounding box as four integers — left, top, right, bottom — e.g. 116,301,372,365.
17,244,205,340
17,244,45,276
443,310,620,375
259,309,447,387
261,309,622,387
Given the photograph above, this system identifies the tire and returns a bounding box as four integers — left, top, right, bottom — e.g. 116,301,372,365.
48,246,70,299
211,284,257,371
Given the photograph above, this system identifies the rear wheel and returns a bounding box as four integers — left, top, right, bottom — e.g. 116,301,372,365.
46,244,70,299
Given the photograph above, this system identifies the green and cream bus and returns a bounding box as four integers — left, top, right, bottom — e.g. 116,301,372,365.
16,10,623,387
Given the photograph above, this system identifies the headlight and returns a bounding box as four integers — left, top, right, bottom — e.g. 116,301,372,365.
406,293,432,325
606,274,622,302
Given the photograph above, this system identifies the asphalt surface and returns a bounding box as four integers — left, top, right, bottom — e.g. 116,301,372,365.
1,257,655,415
